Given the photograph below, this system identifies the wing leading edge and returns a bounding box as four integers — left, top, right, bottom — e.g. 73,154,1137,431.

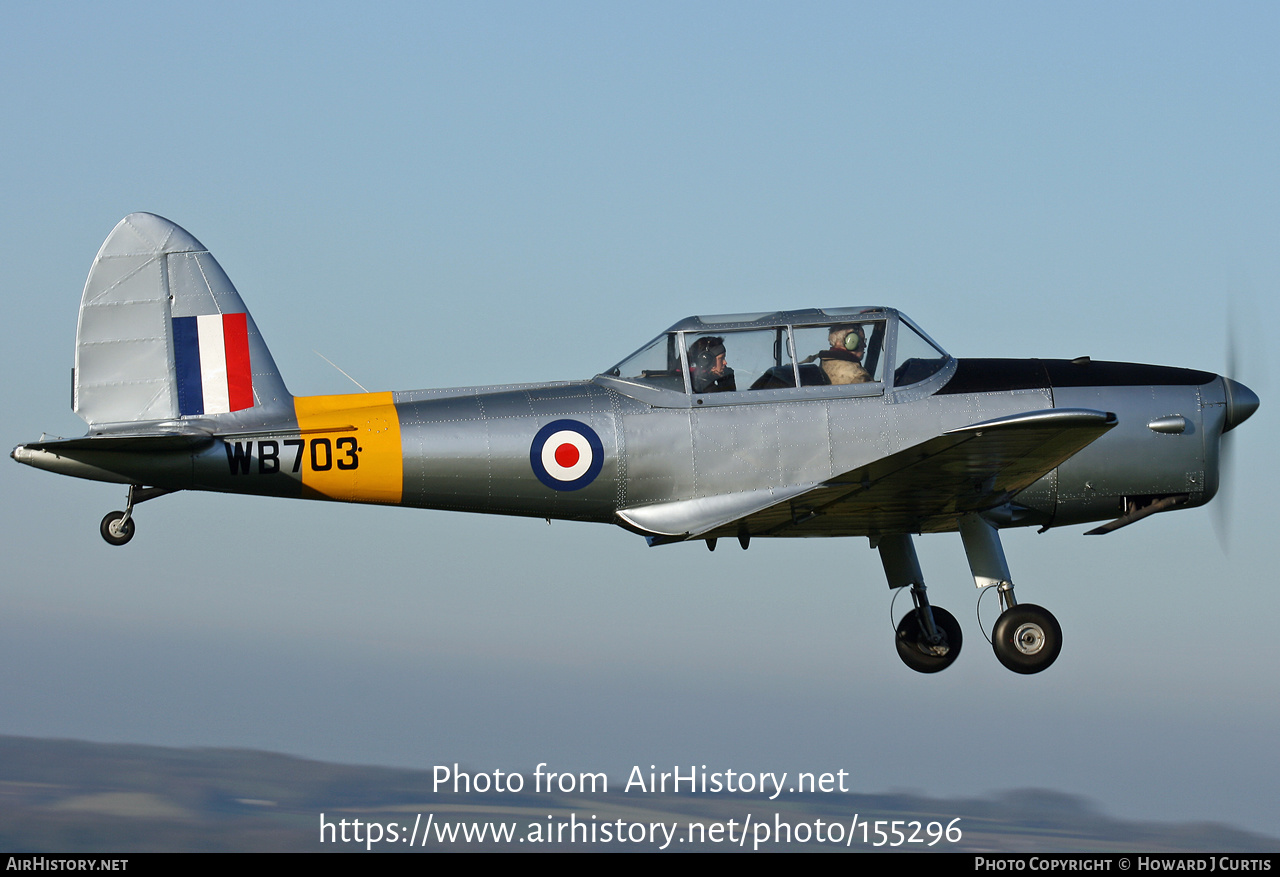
618,408,1117,542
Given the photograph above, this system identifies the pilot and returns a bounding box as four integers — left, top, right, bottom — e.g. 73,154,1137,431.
817,325,871,385
687,336,737,393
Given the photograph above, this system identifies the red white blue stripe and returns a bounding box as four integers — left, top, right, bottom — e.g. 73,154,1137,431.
173,313,254,416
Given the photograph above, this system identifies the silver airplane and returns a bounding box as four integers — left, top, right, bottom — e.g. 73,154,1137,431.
12,213,1260,675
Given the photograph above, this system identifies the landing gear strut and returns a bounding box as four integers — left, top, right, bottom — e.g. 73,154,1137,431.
959,513,1062,675
874,517,1064,675
99,485,173,546
878,535,962,673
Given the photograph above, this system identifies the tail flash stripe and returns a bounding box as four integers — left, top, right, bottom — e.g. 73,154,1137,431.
197,314,230,414
173,316,205,416
223,312,254,410
173,314,254,417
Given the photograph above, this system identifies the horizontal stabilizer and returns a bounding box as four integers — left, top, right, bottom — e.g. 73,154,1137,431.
11,431,215,485
21,433,214,453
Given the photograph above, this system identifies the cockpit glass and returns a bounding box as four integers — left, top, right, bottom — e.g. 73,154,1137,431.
893,321,949,386
792,321,886,385
605,315,941,395
685,328,795,393
605,333,686,392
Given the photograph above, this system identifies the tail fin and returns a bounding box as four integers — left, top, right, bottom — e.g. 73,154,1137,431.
73,213,291,430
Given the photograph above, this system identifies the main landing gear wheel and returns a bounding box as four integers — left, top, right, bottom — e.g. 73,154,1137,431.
100,511,135,546
991,604,1061,674
895,606,962,674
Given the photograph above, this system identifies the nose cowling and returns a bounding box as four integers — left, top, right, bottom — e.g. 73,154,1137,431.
1223,378,1260,432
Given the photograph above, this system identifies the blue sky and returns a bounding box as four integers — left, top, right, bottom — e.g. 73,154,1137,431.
2,2,1277,838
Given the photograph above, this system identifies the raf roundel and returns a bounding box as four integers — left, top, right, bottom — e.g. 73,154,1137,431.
530,419,604,491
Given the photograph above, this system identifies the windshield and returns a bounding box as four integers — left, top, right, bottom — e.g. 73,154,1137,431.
893,321,949,386
605,333,685,391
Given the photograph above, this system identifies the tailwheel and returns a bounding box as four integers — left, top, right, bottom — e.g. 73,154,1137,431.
992,604,1062,674
96,485,172,546
100,511,135,546
895,606,962,674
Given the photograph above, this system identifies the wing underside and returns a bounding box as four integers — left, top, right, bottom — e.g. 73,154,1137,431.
618,408,1116,541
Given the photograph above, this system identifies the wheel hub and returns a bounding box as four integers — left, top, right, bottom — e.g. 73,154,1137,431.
1012,622,1046,655
919,632,950,657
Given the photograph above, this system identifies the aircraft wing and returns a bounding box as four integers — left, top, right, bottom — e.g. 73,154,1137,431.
618,408,1116,541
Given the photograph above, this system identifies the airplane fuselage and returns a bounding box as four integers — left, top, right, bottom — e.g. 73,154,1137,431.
15,358,1230,540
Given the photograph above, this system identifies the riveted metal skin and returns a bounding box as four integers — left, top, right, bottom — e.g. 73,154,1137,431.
14,214,1258,547
11,215,1257,553
12,214,1264,675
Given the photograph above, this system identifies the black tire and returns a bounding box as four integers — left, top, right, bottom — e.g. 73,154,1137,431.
992,603,1062,674
100,511,135,546
895,606,962,673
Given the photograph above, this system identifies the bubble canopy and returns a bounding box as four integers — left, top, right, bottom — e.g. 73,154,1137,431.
598,307,951,401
